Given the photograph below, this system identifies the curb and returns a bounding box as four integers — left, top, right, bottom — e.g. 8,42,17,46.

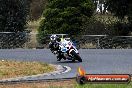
0,64,71,83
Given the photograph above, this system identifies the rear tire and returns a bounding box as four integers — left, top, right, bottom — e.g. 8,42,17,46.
70,50,82,62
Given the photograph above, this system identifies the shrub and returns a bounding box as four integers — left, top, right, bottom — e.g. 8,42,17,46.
0,0,30,48
38,0,95,44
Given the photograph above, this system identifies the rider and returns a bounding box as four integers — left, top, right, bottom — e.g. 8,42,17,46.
49,35,62,61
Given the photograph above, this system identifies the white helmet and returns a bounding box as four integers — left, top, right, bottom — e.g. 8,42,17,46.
50,35,57,41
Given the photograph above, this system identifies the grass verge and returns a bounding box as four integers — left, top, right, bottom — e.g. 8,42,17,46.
0,80,131,88
75,82,132,88
0,60,54,79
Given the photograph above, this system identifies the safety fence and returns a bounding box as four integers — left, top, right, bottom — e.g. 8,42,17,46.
0,32,132,49
78,35,132,49
0,32,29,49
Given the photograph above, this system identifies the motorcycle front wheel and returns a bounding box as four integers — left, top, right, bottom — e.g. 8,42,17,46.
70,50,82,62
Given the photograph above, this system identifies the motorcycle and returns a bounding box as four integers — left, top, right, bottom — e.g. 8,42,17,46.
57,38,82,62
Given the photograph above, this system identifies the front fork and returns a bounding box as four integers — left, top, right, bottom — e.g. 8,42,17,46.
68,48,79,59
69,48,79,55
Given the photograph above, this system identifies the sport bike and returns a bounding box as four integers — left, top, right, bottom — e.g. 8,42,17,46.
57,38,82,62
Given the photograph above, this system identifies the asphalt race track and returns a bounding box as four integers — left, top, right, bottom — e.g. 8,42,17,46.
0,49,132,80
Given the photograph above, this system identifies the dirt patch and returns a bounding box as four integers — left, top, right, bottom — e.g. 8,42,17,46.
0,60,54,80
0,80,75,88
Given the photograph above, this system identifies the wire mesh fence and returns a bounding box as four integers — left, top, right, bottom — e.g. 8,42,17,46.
0,32,132,49
0,32,30,49
78,35,132,49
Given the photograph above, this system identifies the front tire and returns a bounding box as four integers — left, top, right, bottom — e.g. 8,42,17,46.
70,50,82,62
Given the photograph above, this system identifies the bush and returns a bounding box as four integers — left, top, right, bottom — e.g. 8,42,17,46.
0,0,30,32
0,0,30,48
113,22,130,36
38,0,95,44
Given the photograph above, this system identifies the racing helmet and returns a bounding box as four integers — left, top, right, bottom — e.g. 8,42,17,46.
50,35,57,42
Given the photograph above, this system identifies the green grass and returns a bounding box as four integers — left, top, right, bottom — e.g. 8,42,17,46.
0,80,131,88
75,82,132,88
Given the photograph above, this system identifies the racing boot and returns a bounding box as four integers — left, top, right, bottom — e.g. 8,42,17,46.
57,56,62,61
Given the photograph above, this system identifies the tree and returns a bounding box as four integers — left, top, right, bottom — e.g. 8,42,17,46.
0,0,30,32
38,0,95,43
106,0,132,21
107,0,128,19
106,0,132,35
0,0,30,48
